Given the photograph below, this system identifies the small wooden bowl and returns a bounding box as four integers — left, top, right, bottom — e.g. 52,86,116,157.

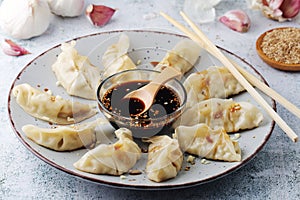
256,27,300,71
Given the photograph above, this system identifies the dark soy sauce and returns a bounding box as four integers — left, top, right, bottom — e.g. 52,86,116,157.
101,81,181,127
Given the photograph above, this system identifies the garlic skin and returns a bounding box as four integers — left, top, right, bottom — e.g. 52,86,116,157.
183,0,222,23
219,10,251,33
1,39,31,56
0,0,52,39
47,0,85,17
247,0,300,21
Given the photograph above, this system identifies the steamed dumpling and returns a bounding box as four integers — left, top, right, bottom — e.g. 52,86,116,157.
22,118,109,151
52,41,102,100
174,124,241,162
184,66,245,108
154,39,202,74
73,128,141,175
102,33,136,78
174,98,263,132
143,135,183,182
12,83,97,124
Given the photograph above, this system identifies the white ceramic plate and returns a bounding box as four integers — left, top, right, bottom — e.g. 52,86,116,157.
8,30,275,190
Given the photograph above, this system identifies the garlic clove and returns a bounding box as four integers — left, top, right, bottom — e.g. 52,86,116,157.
219,10,251,33
1,39,30,56
280,0,300,18
86,4,116,27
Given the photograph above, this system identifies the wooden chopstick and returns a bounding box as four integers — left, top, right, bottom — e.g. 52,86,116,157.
159,12,300,120
160,11,298,142
232,62,300,119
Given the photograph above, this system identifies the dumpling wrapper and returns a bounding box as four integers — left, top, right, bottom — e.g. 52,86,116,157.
174,124,241,162
174,98,263,133
52,41,102,100
184,66,245,108
102,33,136,79
143,135,183,182
22,118,109,151
154,38,202,74
12,83,97,125
73,128,141,175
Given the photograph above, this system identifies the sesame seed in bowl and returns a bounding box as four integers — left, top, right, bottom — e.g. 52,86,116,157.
256,27,300,71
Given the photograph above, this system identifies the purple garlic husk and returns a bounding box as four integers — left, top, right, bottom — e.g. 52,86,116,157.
280,0,300,18
1,39,30,56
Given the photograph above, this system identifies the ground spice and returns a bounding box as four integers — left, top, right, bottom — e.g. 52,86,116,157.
260,27,300,64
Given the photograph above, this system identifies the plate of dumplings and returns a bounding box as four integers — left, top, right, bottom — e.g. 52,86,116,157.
8,30,275,189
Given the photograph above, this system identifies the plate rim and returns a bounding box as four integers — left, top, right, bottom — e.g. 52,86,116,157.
7,29,276,190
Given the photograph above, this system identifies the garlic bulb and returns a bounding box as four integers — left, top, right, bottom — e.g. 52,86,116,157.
0,0,52,39
247,0,300,22
47,0,85,17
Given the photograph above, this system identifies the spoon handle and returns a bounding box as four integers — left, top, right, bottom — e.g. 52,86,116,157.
151,66,182,85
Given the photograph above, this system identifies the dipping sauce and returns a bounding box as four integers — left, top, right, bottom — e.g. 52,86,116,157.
96,69,187,138
101,81,181,128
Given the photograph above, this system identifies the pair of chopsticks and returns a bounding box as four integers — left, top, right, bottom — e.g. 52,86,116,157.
160,11,299,142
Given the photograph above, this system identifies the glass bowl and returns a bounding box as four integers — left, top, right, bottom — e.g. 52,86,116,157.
97,68,187,138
